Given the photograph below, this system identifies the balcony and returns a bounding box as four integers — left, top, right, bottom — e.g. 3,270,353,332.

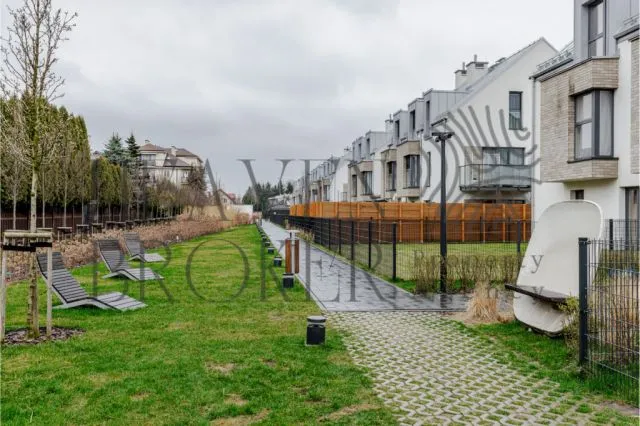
459,164,532,191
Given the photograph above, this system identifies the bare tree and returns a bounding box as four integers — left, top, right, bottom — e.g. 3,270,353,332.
0,0,76,337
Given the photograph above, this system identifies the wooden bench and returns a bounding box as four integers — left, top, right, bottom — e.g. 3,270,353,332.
126,221,136,230
91,223,104,234
504,284,569,305
115,222,127,230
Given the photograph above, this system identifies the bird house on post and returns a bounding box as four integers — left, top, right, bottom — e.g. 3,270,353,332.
283,230,299,288
0,230,54,341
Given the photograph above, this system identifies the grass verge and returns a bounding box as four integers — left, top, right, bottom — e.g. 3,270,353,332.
466,320,639,410
0,225,395,425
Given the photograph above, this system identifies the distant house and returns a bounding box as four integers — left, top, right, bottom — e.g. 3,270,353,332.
216,189,237,206
138,143,203,187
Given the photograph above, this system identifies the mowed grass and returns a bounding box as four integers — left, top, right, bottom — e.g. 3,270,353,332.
0,226,395,425
348,242,526,293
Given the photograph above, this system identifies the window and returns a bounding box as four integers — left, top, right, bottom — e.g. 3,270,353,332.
482,147,525,165
358,143,362,160
409,110,416,132
366,139,371,159
425,101,431,136
362,172,373,195
323,185,330,201
570,189,585,200
588,1,604,58
509,92,522,129
575,90,613,159
387,161,397,191
351,175,357,196
426,152,431,187
394,120,400,138
405,155,420,188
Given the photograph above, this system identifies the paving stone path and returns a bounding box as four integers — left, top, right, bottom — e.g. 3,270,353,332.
330,311,631,425
261,222,632,425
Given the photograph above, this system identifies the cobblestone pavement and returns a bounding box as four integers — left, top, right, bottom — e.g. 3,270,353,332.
330,311,632,426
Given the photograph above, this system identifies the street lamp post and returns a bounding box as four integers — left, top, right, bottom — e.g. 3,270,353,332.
433,130,454,293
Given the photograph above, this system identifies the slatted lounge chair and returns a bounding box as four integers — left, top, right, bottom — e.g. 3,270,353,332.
123,233,165,263
97,239,163,281
36,252,146,311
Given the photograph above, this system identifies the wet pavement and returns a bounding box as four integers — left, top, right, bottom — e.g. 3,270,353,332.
261,221,469,312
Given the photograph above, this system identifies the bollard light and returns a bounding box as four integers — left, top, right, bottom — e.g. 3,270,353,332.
267,246,275,254
306,316,326,345
273,256,282,267
282,273,294,288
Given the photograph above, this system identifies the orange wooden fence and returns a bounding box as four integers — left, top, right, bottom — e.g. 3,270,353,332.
290,202,530,222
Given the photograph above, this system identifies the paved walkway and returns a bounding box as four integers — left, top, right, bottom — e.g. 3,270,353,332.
331,311,629,425
261,222,631,425
262,221,468,312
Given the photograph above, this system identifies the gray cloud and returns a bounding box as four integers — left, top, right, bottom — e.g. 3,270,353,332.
18,0,574,194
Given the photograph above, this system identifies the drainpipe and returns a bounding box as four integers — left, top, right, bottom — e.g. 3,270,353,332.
530,76,536,230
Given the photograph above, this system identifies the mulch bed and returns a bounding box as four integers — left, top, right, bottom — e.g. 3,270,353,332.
2,327,84,346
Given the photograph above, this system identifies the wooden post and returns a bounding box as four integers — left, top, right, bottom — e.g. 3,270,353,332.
461,203,466,243
482,204,486,243
502,204,506,242
420,203,424,243
46,247,53,338
0,250,7,342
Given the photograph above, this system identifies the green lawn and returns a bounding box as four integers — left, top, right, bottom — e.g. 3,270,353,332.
0,226,395,425
468,321,639,409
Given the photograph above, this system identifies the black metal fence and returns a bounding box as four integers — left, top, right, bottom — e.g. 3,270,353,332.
579,236,639,403
288,215,530,293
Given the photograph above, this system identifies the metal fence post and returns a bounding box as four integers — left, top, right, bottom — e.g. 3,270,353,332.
392,222,397,281
578,237,589,366
338,219,342,255
320,219,324,246
368,220,372,269
516,220,522,256
350,220,355,262
328,219,332,250
608,218,614,250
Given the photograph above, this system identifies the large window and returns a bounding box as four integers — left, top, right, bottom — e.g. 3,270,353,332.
509,92,522,130
405,155,420,188
365,139,370,159
588,1,605,58
482,147,525,165
394,120,400,138
362,172,373,195
409,110,416,132
351,175,357,196
386,161,396,191
575,90,613,160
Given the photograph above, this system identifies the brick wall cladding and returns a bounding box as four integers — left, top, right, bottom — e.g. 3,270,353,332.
540,58,619,182
632,38,639,175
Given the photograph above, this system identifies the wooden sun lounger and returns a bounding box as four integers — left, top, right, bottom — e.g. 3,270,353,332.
123,233,165,263
36,252,146,311
96,239,163,281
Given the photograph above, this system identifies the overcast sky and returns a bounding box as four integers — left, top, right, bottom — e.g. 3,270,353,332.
3,0,574,195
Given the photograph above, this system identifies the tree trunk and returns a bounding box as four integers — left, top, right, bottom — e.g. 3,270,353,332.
30,171,37,232
41,176,46,229
63,182,68,227
28,170,39,338
12,186,18,230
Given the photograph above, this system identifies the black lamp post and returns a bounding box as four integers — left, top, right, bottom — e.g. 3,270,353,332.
433,130,454,293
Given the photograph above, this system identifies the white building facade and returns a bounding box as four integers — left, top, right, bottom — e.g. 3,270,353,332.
139,143,204,188
532,0,639,223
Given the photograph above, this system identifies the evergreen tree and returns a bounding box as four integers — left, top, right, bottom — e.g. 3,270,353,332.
125,133,141,169
104,133,126,165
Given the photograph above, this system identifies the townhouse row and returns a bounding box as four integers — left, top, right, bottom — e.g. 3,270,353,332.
292,0,639,223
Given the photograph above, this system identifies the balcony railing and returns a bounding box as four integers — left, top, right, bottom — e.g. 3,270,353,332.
459,164,532,191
